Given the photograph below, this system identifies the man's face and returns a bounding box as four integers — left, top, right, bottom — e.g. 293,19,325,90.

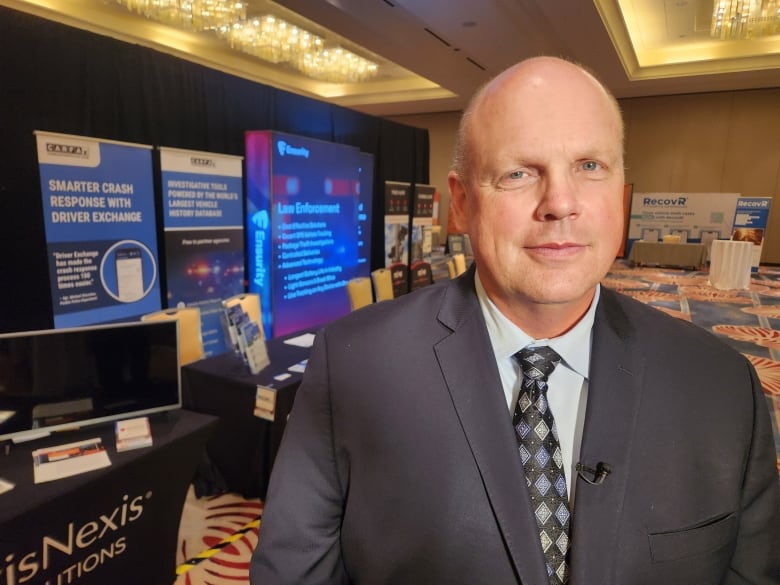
449,62,625,324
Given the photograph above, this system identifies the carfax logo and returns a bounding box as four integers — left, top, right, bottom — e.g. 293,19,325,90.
190,156,216,167
0,491,151,585
276,140,310,159
46,143,89,158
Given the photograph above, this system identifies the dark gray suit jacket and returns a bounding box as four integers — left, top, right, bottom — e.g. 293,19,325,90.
251,268,780,584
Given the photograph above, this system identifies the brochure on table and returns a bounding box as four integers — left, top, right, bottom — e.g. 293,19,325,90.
115,416,153,452
254,357,308,421
223,301,269,374
32,437,111,484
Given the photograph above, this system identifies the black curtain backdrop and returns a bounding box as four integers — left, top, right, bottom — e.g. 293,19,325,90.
0,6,429,334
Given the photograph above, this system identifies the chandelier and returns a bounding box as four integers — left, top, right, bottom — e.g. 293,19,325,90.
711,0,780,40
116,0,246,31
115,1,379,83
220,16,379,82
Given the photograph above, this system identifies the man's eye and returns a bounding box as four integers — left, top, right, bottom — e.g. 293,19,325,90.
504,168,537,181
496,168,538,190
581,161,602,171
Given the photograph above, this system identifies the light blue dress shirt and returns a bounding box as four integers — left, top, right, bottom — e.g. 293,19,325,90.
474,271,597,503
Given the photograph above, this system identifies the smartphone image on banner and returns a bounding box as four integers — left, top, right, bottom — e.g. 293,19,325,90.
115,247,144,302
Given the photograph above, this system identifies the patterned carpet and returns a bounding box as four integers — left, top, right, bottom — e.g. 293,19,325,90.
174,487,262,585
172,260,780,584
604,260,780,473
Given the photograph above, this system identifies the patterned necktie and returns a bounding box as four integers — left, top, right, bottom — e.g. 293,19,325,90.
513,346,571,585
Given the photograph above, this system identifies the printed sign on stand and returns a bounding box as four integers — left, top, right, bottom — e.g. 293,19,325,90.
245,131,370,338
159,147,245,356
384,181,411,297
731,197,772,272
410,184,435,291
35,131,161,328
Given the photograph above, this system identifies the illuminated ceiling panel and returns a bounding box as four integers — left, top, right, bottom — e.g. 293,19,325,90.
595,0,780,79
1,0,454,108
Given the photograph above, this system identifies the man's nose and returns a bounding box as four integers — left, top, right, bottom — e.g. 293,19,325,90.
535,172,580,221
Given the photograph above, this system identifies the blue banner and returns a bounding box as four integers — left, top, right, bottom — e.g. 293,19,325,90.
246,131,370,338
732,197,771,272
159,147,245,357
36,131,161,328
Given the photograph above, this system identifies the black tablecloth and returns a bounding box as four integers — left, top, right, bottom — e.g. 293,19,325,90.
628,241,708,268
0,409,216,585
182,331,313,498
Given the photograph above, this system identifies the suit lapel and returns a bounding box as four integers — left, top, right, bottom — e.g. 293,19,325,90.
570,289,646,585
434,270,549,585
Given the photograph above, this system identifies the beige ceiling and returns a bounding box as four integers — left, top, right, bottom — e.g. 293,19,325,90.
4,0,780,116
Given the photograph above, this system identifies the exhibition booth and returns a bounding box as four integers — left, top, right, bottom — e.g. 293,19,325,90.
0,5,775,585
625,191,769,280
0,6,433,584
0,409,216,585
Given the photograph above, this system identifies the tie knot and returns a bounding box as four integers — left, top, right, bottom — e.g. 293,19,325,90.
515,346,561,381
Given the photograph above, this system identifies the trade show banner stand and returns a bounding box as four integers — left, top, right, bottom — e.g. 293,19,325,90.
731,197,772,272
384,181,411,297
35,131,161,328
627,192,741,254
410,184,435,291
246,131,371,338
159,147,245,356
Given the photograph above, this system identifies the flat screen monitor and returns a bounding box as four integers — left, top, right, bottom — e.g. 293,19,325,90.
0,320,181,443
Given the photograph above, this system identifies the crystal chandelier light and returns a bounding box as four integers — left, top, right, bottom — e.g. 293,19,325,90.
116,1,379,83
219,15,378,82
116,0,246,31
711,0,780,40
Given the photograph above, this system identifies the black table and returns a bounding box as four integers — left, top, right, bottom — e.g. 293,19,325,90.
181,331,314,498
0,409,217,585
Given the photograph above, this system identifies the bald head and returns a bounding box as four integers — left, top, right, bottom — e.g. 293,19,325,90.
446,55,627,335
452,57,624,180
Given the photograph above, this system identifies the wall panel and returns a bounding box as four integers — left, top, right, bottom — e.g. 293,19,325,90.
398,87,780,263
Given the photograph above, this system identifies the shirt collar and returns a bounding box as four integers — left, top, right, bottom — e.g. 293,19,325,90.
474,269,597,378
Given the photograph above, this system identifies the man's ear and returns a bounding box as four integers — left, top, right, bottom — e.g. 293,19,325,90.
447,170,469,233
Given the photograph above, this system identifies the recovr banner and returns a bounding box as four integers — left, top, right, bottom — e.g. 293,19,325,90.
627,192,741,246
35,131,161,328
731,197,771,272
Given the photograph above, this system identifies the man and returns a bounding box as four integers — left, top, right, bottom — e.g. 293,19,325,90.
250,57,779,584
